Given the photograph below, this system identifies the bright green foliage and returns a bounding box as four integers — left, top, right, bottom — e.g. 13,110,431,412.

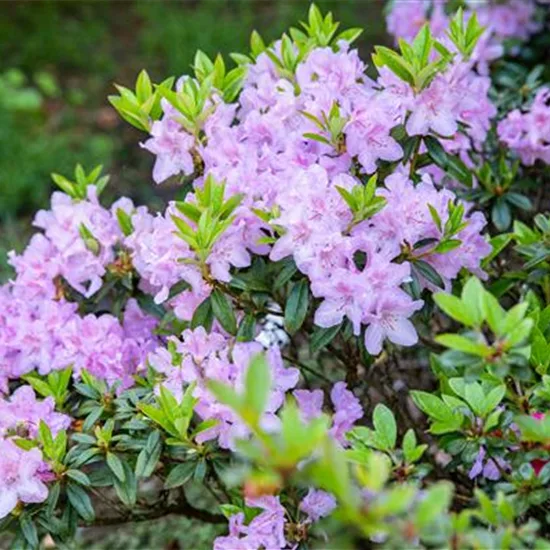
108,71,174,132
51,164,110,200
172,174,243,265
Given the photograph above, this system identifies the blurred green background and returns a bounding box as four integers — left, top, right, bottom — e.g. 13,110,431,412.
0,2,384,547
0,0,387,281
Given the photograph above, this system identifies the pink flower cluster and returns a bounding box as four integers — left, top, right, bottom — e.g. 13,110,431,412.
294,382,363,446
0,386,71,438
135,38,492,353
9,186,121,300
1,185,160,391
0,281,158,391
148,327,300,449
214,492,336,550
386,0,541,73
123,201,251,319
497,87,550,166
0,439,50,519
0,387,70,519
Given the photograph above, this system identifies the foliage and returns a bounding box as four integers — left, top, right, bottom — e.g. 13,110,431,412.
1,1,550,549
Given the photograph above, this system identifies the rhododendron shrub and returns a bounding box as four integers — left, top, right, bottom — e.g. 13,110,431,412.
2,2,550,548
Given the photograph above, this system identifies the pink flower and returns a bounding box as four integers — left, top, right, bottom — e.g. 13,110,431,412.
330,382,363,445
293,389,324,422
300,489,337,522
141,112,195,184
0,439,49,519
364,295,423,355
498,87,550,166
407,76,458,137
0,386,71,439
312,268,373,335
148,328,298,449
214,496,288,550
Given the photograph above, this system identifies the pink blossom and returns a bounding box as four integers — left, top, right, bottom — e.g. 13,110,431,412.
330,382,363,445
0,440,49,519
0,386,70,438
364,295,423,355
498,87,550,166
300,489,337,522
407,76,458,137
141,109,195,184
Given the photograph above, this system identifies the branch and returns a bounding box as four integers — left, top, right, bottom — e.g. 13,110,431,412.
89,492,226,527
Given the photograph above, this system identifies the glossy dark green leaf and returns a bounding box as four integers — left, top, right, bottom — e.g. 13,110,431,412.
505,192,532,211
211,289,237,334
413,260,444,288
284,280,309,334
67,484,95,522
492,198,512,231
164,462,196,489
236,313,256,342
191,296,214,331
310,323,342,353
424,135,447,168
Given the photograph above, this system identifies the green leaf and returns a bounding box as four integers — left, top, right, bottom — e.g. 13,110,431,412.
106,452,126,482
463,382,485,416
482,233,512,268
481,385,506,417
433,292,473,326
250,30,266,58
411,391,452,422
245,354,271,419
20,516,39,548
136,70,153,103
461,277,485,327
428,204,442,232
492,198,512,231
236,313,256,342
481,291,505,336
113,461,137,508
372,46,415,85
415,482,453,528
446,154,472,188
207,380,243,413
303,132,331,145
336,28,363,44
411,391,463,433
402,429,427,463
51,173,75,196
506,192,532,211
66,470,91,487
310,323,342,353
414,260,444,288
412,24,433,66
135,431,162,478
211,289,237,335
116,208,134,236
284,280,310,335
435,334,492,357
164,462,196,489
191,297,214,331
67,484,95,522
373,404,397,450
23,375,54,399
433,239,461,254
506,318,533,347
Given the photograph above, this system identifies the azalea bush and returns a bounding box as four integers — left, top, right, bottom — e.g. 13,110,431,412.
2,1,550,548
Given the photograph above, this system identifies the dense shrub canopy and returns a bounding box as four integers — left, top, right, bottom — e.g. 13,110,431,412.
1,1,550,548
